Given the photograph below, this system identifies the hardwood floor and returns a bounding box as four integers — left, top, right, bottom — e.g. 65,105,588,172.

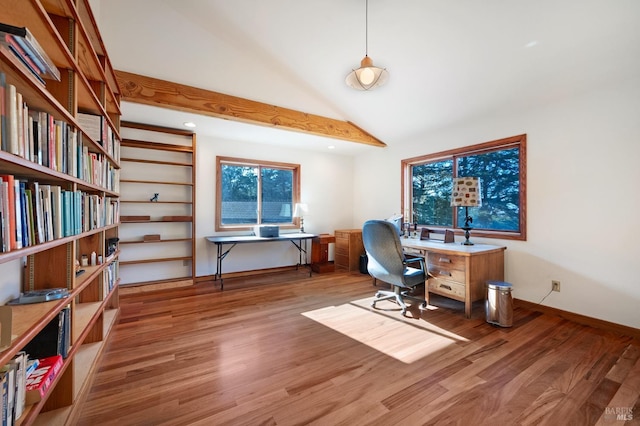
77,270,640,425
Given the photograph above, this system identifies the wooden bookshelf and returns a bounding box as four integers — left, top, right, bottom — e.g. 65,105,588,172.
0,0,121,424
119,122,196,287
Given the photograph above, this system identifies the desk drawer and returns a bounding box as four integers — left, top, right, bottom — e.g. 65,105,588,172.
427,253,465,271
429,267,466,283
429,278,465,301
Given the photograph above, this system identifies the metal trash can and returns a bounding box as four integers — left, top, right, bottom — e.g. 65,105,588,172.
485,281,513,327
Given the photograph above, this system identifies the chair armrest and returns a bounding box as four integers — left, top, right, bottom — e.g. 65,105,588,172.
404,257,427,272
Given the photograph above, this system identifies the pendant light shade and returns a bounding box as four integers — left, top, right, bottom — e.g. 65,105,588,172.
346,56,389,90
346,0,388,91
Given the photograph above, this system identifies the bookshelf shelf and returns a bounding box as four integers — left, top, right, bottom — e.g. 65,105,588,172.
119,123,196,288
120,256,192,266
120,179,194,186
72,302,102,341
121,218,193,223
121,157,192,167
0,0,121,424
120,238,192,244
121,200,193,204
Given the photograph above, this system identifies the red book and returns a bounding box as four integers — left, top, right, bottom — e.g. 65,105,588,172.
25,355,63,405
4,34,42,76
0,174,16,250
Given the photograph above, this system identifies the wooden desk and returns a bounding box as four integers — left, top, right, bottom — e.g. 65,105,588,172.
401,238,506,318
206,233,317,289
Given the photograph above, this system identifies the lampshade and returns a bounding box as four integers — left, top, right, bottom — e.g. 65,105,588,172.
451,177,482,207
346,0,388,91
279,204,291,217
345,56,389,91
293,203,308,217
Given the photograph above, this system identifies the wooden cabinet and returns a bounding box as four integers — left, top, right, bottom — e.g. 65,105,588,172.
0,0,121,423
311,234,335,273
334,229,364,272
118,123,196,287
402,240,506,318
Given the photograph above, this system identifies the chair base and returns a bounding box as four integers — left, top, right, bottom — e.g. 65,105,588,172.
372,285,427,315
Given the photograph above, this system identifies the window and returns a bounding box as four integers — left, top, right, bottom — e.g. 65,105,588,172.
401,134,526,241
216,157,301,231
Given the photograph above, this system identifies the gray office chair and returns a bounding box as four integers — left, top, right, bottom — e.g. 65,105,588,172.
362,220,428,315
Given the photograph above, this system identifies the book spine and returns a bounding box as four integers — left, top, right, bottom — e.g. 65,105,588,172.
5,83,18,155
0,176,15,251
0,42,45,85
0,72,6,153
0,181,9,252
4,35,44,75
6,32,60,81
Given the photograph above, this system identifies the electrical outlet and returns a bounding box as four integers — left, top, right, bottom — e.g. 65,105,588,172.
552,280,561,292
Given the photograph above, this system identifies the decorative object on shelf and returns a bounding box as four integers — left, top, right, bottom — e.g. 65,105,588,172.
106,237,119,257
293,203,309,233
7,288,69,305
150,193,159,202
451,177,482,245
345,0,389,91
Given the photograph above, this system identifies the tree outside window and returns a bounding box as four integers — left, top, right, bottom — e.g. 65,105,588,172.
402,134,526,240
216,157,300,231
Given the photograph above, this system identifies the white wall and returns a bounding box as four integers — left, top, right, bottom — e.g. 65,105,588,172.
195,138,355,277
353,76,640,329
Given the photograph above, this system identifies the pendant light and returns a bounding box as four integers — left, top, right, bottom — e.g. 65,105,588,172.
345,0,389,91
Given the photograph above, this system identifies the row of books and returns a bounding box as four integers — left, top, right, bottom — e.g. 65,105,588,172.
1,72,121,192
103,260,119,299
77,112,121,163
0,174,120,253
1,343,65,423
0,305,68,423
0,22,60,85
24,306,71,362
19,306,70,413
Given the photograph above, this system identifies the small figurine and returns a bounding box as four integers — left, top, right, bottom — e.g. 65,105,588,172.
150,193,159,202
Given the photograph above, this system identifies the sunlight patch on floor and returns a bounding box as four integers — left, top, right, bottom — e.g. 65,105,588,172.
302,298,468,364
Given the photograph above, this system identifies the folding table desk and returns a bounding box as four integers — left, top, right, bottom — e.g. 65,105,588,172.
206,233,317,289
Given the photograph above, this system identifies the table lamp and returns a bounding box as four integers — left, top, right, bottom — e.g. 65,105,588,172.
451,177,482,245
293,203,308,233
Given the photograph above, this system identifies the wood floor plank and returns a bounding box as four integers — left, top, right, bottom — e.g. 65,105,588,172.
77,270,640,425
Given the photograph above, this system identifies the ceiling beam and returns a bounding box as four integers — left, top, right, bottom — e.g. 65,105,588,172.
115,70,386,147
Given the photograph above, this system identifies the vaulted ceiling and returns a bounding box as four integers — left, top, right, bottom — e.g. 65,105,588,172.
92,0,640,155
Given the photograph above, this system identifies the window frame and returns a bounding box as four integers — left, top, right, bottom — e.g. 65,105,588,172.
215,156,301,232
401,134,527,241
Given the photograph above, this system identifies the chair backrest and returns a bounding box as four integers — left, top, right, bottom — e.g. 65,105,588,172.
362,220,408,288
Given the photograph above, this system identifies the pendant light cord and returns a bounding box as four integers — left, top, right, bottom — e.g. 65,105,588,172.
365,0,369,56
